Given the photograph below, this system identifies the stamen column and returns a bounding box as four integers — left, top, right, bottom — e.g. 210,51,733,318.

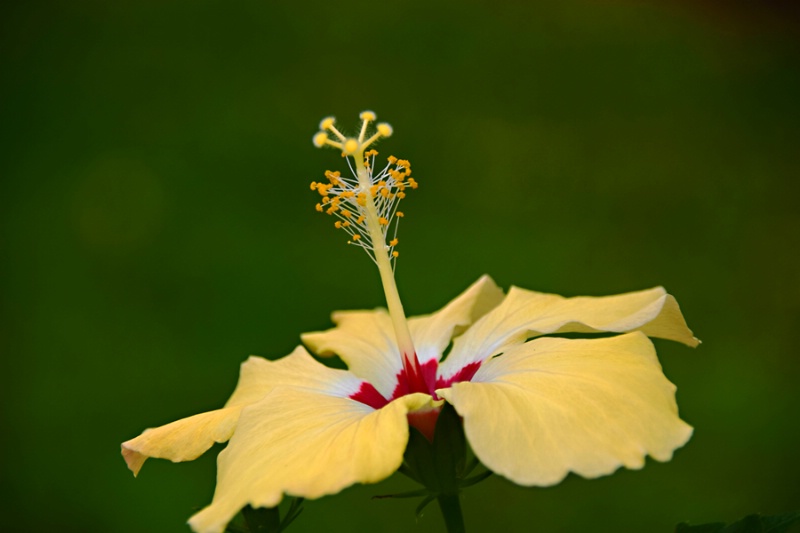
312,111,432,395
352,154,429,394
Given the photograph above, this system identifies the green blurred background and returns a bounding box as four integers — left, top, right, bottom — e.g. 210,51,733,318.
2,1,799,531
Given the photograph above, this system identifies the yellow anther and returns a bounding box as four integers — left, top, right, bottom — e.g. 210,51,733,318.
377,123,393,137
311,113,417,264
312,132,328,148
325,170,341,185
343,139,359,155
320,117,336,130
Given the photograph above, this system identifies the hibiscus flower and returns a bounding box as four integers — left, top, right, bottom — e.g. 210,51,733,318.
122,112,697,533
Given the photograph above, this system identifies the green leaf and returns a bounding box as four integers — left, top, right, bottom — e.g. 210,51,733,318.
677,511,800,533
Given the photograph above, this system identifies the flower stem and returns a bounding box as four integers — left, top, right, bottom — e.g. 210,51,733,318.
437,493,465,533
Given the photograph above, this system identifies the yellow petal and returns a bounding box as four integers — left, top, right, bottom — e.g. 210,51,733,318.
122,346,363,476
302,309,401,397
122,408,240,477
225,346,364,407
437,332,692,487
441,286,697,377
301,276,504,395
409,275,504,364
188,390,434,533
